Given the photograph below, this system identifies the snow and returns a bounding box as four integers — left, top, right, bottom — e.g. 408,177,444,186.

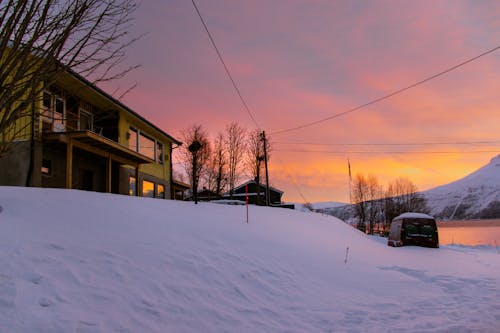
0,186,499,332
294,201,347,212
393,212,435,221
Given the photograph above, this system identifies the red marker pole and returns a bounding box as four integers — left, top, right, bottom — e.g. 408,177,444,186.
245,184,249,223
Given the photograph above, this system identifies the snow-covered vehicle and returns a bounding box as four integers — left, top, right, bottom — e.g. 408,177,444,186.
387,213,439,248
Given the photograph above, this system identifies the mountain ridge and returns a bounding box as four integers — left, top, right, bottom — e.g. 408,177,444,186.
423,154,500,219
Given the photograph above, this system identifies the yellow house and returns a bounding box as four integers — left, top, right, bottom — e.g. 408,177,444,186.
0,68,181,199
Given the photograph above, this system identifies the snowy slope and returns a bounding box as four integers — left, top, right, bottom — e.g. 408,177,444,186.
0,187,499,332
423,154,500,219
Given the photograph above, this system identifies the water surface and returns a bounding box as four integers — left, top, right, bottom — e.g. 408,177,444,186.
437,219,500,246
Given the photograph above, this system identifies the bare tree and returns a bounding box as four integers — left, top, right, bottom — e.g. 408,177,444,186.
178,124,211,196
244,129,271,205
225,122,246,198
0,0,140,157
352,173,383,233
384,177,428,222
352,173,368,232
366,174,383,234
203,132,227,196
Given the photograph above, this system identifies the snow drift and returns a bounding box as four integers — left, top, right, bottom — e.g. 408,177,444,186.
0,187,498,332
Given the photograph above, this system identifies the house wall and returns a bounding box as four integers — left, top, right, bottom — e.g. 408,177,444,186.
0,141,31,186
118,112,172,198
118,166,171,199
41,145,115,193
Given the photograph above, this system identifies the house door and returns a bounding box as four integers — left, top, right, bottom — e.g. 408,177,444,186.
80,169,94,191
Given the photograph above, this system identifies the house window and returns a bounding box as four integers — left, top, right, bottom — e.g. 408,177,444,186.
41,91,65,131
41,159,51,175
129,176,136,196
156,142,164,164
128,128,138,152
79,110,93,131
54,97,65,124
142,180,154,198
139,133,155,160
42,91,53,122
157,184,165,199
127,127,164,164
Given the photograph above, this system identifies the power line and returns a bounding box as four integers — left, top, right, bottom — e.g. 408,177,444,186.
274,149,500,155
271,45,500,135
274,155,312,205
273,140,500,147
191,0,260,129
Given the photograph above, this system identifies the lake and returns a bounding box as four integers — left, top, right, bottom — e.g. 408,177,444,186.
437,219,500,246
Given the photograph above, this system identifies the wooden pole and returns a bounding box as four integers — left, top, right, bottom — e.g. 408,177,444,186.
66,138,73,189
245,184,249,223
135,164,140,196
262,131,270,206
106,154,112,193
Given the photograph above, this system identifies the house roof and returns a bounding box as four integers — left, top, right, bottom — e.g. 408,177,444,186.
230,179,284,195
61,66,182,146
172,180,191,190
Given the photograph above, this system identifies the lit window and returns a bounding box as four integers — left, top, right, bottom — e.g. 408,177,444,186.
142,180,154,198
157,184,165,199
129,176,136,196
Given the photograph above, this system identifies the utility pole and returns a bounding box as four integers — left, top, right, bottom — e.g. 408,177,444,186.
261,131,270,206
256,155,263,205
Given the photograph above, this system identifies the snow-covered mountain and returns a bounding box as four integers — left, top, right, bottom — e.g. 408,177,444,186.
423,154,500,220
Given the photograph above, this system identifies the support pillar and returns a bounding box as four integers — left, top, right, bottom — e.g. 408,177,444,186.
66,138,73,189
106,154,112,193
135,164,140,196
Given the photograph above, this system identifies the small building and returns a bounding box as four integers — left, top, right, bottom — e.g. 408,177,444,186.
196,189,220,202
223,179,284,206
172,180,191,200
0,67,181,199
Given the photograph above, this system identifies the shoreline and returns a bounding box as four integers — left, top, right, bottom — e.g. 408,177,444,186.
437,219,500,227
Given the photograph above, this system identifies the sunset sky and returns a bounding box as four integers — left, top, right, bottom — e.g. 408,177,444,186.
112,0,500,203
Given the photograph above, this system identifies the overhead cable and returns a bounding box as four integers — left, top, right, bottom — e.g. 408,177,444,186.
271,45,500,135
273,140,500,146
274,149,500,155
191,0,260,129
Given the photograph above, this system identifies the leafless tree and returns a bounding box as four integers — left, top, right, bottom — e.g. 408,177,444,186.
366,174,383,234
384,176,428,223
0,0,140,157
352,173,383,233
225,122,246,198
178,124,211,195
203,132,227,196
244,129,271,204
352,173,368,231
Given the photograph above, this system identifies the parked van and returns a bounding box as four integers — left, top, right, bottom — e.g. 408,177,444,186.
387,212,439,248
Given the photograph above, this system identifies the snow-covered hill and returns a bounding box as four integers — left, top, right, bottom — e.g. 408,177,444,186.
0,187,499,332
423,154,500,219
